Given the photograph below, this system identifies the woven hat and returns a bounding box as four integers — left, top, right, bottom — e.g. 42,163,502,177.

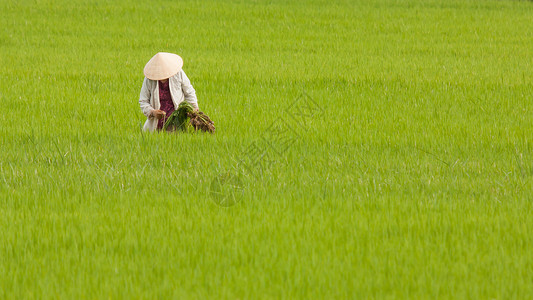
143,52,183,80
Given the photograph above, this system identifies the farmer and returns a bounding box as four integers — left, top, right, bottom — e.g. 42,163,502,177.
139,52,199,131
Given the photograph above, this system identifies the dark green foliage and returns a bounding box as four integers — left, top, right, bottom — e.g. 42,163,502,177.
163,102,215,133
163,102,195,132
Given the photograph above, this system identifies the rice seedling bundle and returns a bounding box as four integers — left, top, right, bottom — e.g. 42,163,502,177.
163,102,215,133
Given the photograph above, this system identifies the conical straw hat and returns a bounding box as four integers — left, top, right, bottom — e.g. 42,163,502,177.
143,52,184,80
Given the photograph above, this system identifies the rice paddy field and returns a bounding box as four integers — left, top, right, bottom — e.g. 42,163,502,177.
1,0,533,298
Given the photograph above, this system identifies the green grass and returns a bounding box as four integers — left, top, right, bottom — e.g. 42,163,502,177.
1,0,533,298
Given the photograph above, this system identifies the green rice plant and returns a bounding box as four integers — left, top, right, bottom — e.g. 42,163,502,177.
163,102,215,133
0,0,532,298
163,102,195,132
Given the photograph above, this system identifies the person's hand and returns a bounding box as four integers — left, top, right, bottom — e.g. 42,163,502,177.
151,109,166,120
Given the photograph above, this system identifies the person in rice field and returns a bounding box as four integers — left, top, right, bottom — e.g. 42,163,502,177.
139,52,199,132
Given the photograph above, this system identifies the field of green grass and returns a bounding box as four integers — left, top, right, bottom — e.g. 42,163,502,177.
1,0,533,298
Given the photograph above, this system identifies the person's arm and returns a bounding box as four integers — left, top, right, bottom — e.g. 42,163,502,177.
139,78,166,119
180,70,199,110
139,77,155,118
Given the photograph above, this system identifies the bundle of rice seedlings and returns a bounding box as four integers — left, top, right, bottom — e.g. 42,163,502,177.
163,102,215,133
